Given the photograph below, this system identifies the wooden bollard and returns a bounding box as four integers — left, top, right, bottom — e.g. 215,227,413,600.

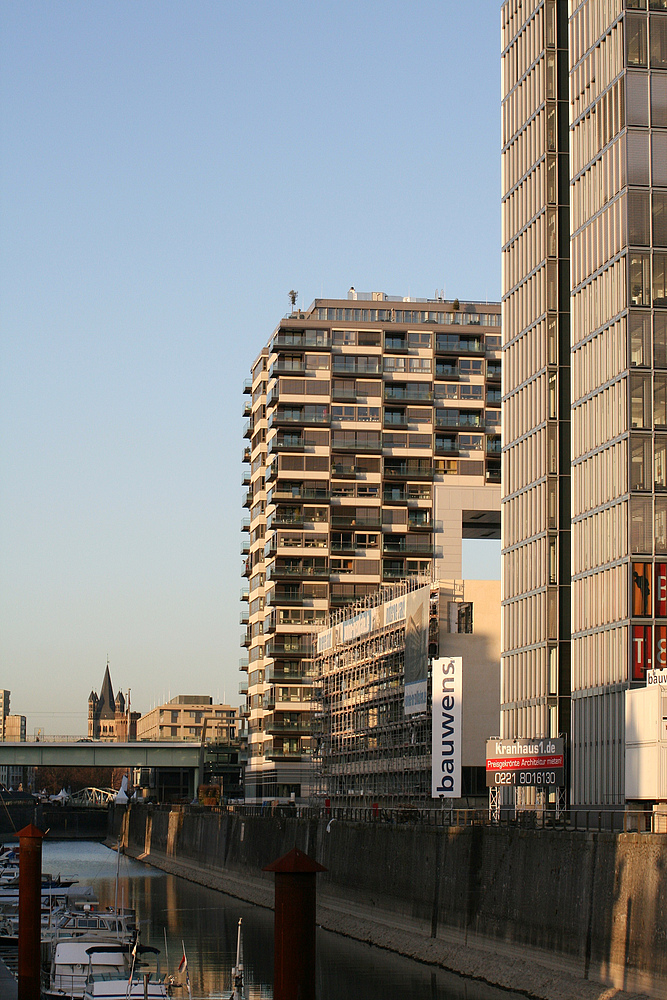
263,847,326,1000
18,823,46,1000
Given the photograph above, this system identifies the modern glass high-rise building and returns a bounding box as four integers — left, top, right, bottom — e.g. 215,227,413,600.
242,292,501,802
501,0,667,806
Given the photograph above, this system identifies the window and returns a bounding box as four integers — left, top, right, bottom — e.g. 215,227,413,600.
633,562,652,615
655,375,667,425
627,14,648,66
629,190,650,245
630,253,651,306
632,374,652,427
408,332,431,348
654,253,667,305
656,436,667,489
630,311,651,365
651,13,667,66
657,314,667,367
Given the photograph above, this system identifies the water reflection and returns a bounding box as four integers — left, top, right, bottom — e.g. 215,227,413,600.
39,841,522,1000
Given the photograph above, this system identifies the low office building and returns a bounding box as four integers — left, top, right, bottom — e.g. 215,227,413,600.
242,290,501,803
312,576,500,807
136,695,238,742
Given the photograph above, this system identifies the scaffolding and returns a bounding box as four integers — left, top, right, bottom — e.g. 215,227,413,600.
311,576,439,807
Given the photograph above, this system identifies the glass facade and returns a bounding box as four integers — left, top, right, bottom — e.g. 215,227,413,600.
502,0,667,805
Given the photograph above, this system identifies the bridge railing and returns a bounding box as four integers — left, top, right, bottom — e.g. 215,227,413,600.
197,802,662,833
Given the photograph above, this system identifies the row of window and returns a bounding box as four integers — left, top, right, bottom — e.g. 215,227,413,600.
571,136,622,235
315,307,499,327
571,13,622,119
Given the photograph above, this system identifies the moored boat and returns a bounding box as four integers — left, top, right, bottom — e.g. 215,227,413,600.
42,938,131,1000
82,944,170,999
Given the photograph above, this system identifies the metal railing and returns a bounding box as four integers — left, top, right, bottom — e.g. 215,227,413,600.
196,802,664,833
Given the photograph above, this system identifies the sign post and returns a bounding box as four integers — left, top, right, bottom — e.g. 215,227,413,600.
485,737,565,790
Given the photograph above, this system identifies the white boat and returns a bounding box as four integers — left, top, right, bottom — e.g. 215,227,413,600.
83,944,170,999
43,938,131,1000
43,902,137,951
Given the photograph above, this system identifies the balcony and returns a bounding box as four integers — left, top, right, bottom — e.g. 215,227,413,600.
434,438,459,456
407,515,432,531
331,437,382,452
240,539,250,556
265,719,312,736
268,511,305,529
382,537,433,555
383,386,433,404
435,364,461,379
243,489,252,509
331,387,358,402
243,379,253,394
435,412,483,431
486,467,501,484
241,629,251,648
243,400,252,418
240,587,249,602
384,460,433,479
242,447,251,464
238,681,248,696
240,609,249,625
267,562,329,581
332,359,381,376
242,470,251,487
268,587,303,605
269,360,307,376
267,665,316,683
266,640,312,657
265,746,309,760
436,335,484,354
271,485,329,501
272,331,330,350
268,435,305,453
239,656,249,670
268,409,330,429
241,518,250,532
331,514,382,529
243,419,253,439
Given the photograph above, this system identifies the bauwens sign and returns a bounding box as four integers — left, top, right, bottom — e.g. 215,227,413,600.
431,656,462,798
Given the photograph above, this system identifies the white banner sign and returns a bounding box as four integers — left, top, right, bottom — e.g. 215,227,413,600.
404,587,429,716
647,669,667,686
431,656,462,798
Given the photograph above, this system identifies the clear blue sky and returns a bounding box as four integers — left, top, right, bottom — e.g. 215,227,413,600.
0,2,502,736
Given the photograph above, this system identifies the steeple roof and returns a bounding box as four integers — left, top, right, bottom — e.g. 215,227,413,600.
97,664,116,720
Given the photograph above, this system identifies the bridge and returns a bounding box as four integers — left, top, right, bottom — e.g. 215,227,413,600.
0,741,204,791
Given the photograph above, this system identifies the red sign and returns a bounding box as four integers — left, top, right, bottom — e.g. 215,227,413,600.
656,564,667,618
656,625,667,670
485,755,564,771
632,624,652,681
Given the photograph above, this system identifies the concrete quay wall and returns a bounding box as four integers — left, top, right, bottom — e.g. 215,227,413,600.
111,805,667,999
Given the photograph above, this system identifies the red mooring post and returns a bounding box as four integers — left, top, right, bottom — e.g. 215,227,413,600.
263,847,327,1000
18,823,46,1000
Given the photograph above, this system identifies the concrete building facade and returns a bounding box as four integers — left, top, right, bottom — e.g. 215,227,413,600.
136,695,237,743
242,292,501,802
312,577,500,807
501,0,667,805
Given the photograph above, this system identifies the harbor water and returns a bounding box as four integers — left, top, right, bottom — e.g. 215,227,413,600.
24,840,524,1000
